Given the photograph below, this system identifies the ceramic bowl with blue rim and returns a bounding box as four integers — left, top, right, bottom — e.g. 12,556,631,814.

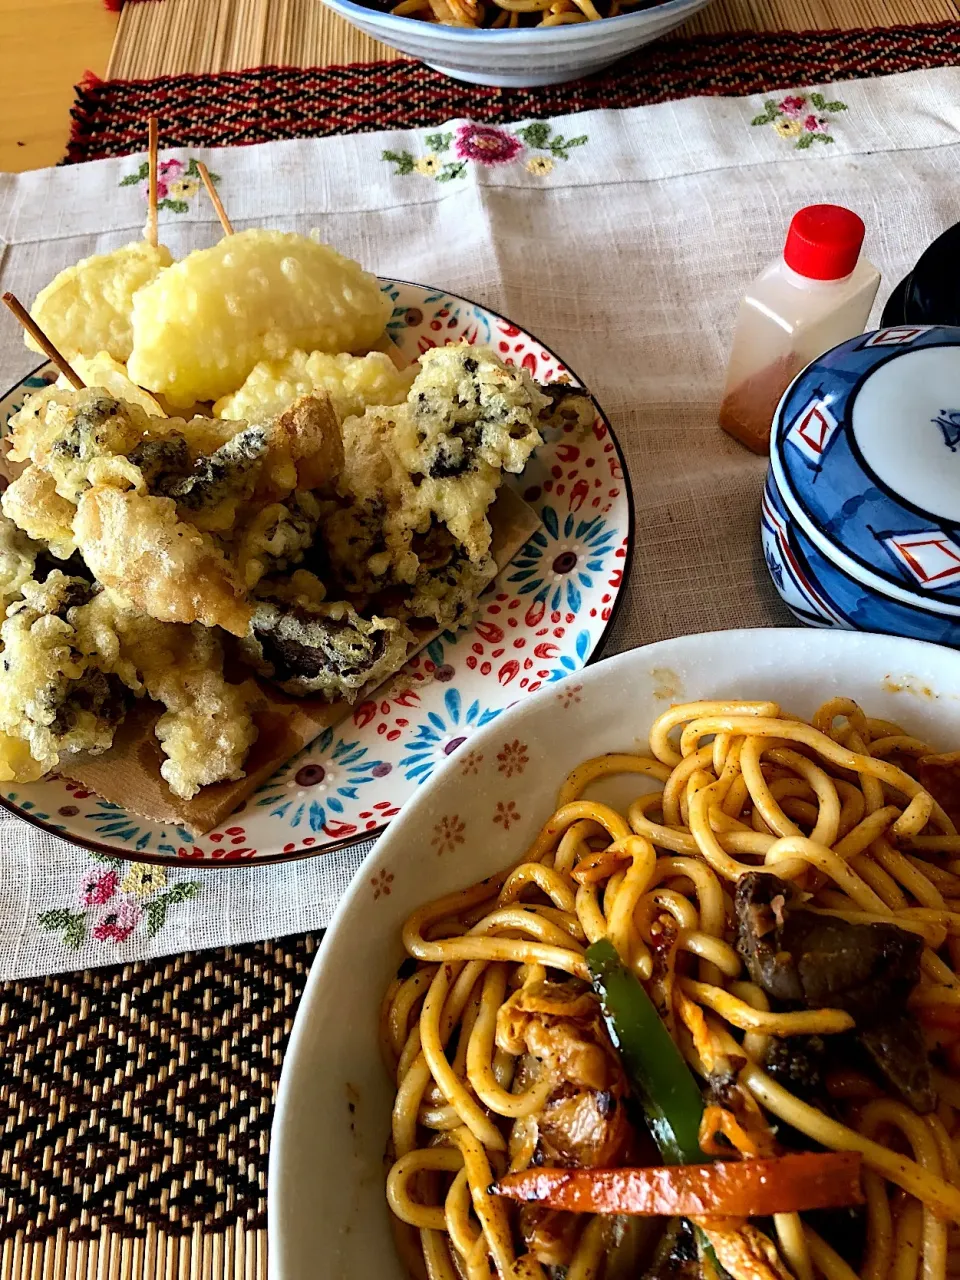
765,325,960,644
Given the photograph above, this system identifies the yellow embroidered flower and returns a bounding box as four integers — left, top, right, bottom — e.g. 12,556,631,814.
167,178,200,200
773,119,804,139
414,154,441,177
526,155,554,176
121,862,168,898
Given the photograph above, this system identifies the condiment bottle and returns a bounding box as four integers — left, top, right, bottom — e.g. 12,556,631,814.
719,205,881,454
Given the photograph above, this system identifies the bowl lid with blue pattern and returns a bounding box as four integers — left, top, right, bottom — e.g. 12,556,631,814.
769,325,960,618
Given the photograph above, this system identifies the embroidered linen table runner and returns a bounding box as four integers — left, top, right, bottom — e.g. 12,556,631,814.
1,67,959,981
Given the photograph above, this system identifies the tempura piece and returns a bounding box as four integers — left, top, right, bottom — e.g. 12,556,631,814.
0,574,125,782
127,229,392,406
78,595,258,799
325,344,547,592
242,598,412,700
56,352,166,418
6,387,149,501
0,512,38,610
234,493,323,590
1,465,77,559
213,349,415,424
73,486,253,636
27,240,173,363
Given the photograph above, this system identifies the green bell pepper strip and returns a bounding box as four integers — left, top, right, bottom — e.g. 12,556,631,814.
587,937,705,1165
587,938,730,1280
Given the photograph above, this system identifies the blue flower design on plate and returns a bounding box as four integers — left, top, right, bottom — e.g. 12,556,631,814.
254,728,388,833
399,688,501,783
82,797,194,854
507,509,616,614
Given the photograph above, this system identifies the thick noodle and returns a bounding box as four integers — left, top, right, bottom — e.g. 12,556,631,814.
381,698,960,1280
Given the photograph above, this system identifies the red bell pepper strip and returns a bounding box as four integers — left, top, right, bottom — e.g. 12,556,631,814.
494,1152,864,1219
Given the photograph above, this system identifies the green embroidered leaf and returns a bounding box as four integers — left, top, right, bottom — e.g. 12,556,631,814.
38,908,87,949
809,92,827,109
549,133,587,161
794,132,815,150
812,133,835,144
159,199,190,214
750,103,780,127
424,132,452,153
382,149,416,175
166,881,202,905
207,170,221,184
186,157,200,177
516,122,551,150
824,101,847,113
87,850,123,868
119,162,149,186
144,881,201,938
437,161,467,183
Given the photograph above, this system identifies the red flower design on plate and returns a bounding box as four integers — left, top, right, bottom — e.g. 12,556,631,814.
432,814,466,856
455,125,522,166
493,800,520,831
497,739,529,779
372,869,395,900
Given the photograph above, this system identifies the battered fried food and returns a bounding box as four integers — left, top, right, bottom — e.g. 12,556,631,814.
74,485,254,636
0,512,40,609
213,349,415,424
27,240,173,363
242,597,412,700
1,465,78,559
0,574,125,782
127,229,392,407
325,343,547,595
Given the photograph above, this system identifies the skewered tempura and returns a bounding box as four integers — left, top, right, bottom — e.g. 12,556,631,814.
127,229,392,407
27,240,173,364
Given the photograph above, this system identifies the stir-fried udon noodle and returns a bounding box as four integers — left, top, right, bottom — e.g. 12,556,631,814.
385,0,660,31
381,698,960,1280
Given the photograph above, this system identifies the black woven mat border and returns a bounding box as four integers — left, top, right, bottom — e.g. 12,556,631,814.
5,18,959,1247
66,21,960,162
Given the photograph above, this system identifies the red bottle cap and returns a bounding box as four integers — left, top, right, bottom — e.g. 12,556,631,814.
783,205,866,281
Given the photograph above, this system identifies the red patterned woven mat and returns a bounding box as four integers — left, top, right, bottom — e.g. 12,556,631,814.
68,21,960,161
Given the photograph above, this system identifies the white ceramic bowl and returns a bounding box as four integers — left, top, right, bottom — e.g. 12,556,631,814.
269,626,960,1279
319,0,715,86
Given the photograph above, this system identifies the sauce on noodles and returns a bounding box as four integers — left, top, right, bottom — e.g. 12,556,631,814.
381,697,960,1280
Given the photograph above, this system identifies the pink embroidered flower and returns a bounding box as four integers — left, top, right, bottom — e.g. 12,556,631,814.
779,95,806,116
158,158,183,177
78,868,119,907
93,900,142,944
454,125,522,166
803,114,824,133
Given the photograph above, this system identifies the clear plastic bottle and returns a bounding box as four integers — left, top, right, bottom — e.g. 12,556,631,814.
719,205,881,454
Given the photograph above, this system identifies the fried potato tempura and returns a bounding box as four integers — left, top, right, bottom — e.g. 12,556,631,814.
27,240,173,363
56,352,166,418
127,229,391,407
213,349,415,424
74,486,253,636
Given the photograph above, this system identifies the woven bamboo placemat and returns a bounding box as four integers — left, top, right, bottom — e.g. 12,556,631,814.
108,0,960,78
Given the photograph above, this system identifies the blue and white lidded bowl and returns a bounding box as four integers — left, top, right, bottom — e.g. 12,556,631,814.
762,325,960,646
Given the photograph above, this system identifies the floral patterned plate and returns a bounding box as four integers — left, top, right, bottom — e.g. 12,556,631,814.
0,279,632,864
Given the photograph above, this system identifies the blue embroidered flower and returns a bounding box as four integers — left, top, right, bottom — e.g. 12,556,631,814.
507,509,616,614
255,728,388,833
399,688,500,783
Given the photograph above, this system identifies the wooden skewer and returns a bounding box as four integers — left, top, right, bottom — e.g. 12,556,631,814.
197,162,234,236
2,293,84,389
146,116,159,250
